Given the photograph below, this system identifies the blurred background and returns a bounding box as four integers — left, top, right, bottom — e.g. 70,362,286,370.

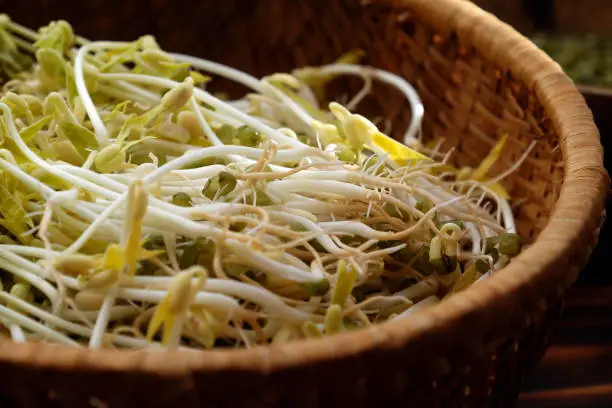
475,0,612,89
471,1,612,407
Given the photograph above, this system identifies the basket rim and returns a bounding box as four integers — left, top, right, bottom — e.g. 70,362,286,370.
0,0,608,378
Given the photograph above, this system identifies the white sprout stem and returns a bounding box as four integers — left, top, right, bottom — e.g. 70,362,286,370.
346,70,373,111
0,304,81,346
96,83,154,106
466,223,482,254
0,292,157,349
166,311,187,348
499,198,516,233
267,179,376,200
0,250,59,306
260,81,315,128
0,248,79,289
117,288,239,311
391,295,440,321
88,285,118,349
75,41,131,145
63,144,326,253
171,53,262,91
225,239,319,283
0,245,57,258
187,97,222,146
266,210,343,254
111,80,162,104
9,324,26,342
128,277,318,323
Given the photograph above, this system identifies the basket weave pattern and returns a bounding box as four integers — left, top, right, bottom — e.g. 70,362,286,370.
0,0,608,407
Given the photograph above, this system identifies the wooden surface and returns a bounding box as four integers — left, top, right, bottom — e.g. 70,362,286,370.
516,87,612,408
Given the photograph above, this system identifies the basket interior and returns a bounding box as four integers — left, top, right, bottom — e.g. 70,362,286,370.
5,0,564,244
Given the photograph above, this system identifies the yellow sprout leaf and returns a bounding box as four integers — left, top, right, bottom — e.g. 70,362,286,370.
189,71,211,86
331,260,358,307
35,48,66,88
59,122,99,157
267,73,301,90
102,243,162,271
146,297,173,342
124,181,149,276
471,134,508,181
189,308,218,348
457,166,473,181
146,267,207,345
137,248,164,261
125,220,142,277
0,173,34,244
328,102,351,122
34,20,74,54
272,326,294,344
429,163,457,174
311,120,342,145
102,244,125,270
1,92,32,121
335,49,366,65
425,140,510,200
324,304,343,335
328,102,429,164
341,116,372,151
103,100,131,123
486,182,510,200
370,132,431,165
19,116,52,143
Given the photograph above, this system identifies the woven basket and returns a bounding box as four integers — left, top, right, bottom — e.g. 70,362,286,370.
0,0,609,407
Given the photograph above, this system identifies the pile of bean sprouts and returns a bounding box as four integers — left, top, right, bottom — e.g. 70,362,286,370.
0,17,534,349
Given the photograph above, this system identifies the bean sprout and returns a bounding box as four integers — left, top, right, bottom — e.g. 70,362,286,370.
0,16,530,349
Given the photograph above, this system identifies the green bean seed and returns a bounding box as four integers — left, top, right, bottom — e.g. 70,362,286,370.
412,245,435,275
143,234,165,250
237,125,261,147
337,148,358,164
475,260,490,274
253,189,273,206
416,198,432,214
202,172,237,200
498,233,522,257
172,192,192,207
216,124,238,144
484,237,499,253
